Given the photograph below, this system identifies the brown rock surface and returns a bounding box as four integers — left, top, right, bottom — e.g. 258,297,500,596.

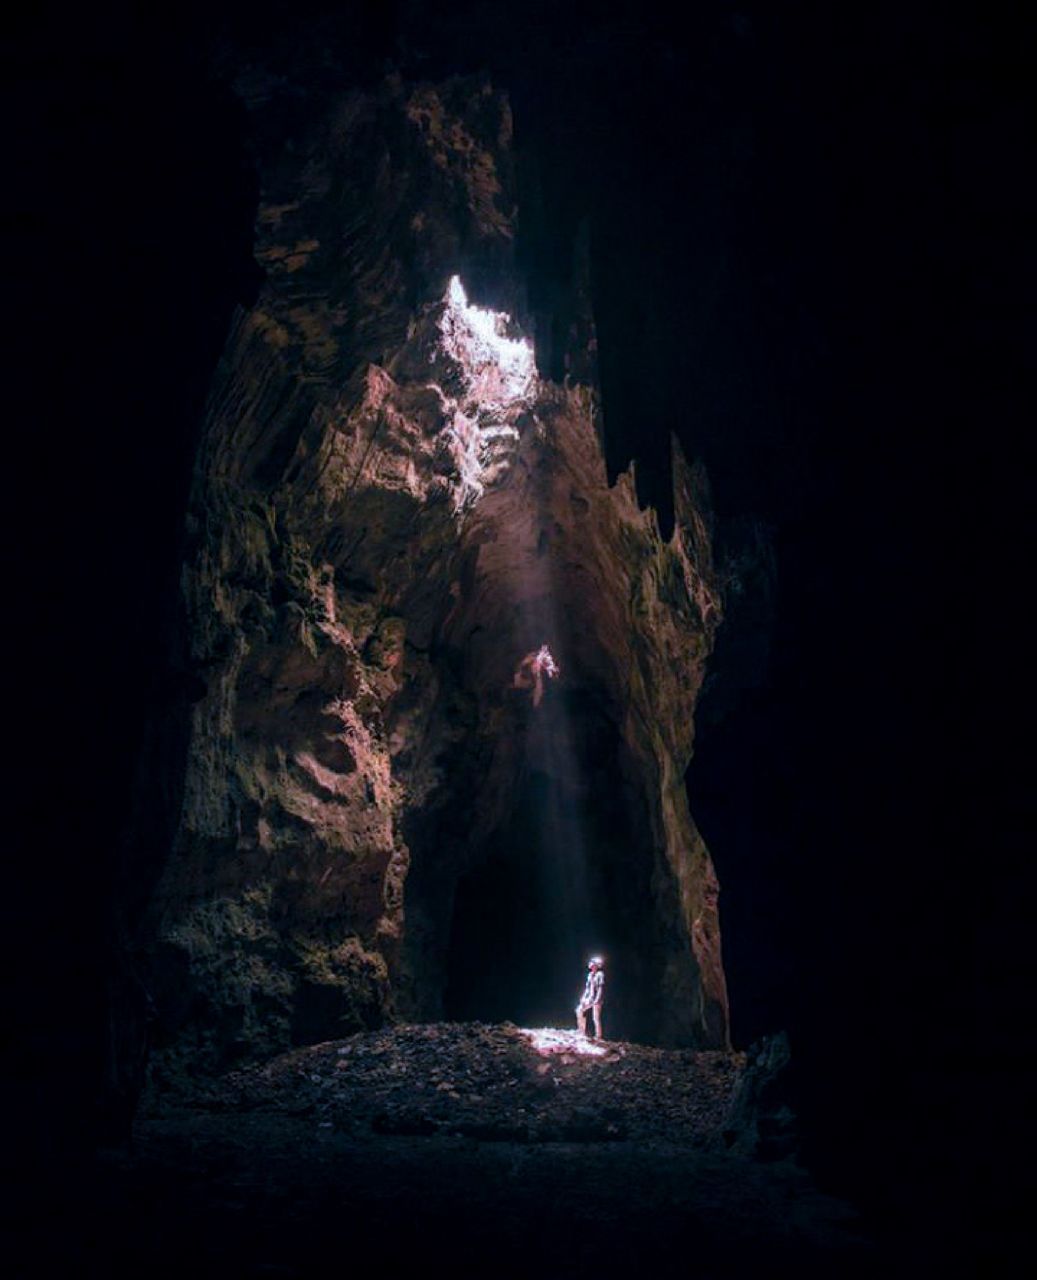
143,71,728,1076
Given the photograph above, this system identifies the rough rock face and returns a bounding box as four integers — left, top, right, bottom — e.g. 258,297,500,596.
144,72,728,1078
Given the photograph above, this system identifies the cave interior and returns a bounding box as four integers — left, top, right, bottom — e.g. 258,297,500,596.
12,2,1029,1273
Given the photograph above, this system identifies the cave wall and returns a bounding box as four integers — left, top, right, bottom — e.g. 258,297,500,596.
144,70,728,1079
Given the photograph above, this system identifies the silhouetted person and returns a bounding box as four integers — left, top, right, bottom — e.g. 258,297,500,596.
576,956,605,1039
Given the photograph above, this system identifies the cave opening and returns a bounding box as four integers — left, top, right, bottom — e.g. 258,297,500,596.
443,692,665,1043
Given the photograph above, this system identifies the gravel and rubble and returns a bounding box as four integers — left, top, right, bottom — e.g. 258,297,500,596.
104,1024,879,1278
150,1022,746,1146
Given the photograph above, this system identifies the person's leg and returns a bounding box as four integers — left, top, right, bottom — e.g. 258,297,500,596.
576,1005,586,1035
592,1004,602,1039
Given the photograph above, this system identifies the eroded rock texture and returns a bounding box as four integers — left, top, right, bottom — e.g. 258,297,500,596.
146,73,728,1078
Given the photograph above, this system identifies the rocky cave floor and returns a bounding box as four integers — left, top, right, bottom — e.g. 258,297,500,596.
73,1024,891,1278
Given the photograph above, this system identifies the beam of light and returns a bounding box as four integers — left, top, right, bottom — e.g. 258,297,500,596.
433,276,601,1028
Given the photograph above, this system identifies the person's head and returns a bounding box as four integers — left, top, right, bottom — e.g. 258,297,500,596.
589,956,603,971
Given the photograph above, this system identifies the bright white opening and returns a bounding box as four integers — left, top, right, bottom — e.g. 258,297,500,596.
440,274,536,404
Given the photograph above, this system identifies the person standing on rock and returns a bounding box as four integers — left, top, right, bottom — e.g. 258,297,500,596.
576,956,605,1039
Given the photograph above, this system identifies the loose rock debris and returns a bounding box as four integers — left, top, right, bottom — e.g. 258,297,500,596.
116,1024,879,1279
150,1022,747,1147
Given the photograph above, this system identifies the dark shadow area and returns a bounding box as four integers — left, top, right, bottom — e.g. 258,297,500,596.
445,771,594,1029
445,696,665,1043
9,6,261,1162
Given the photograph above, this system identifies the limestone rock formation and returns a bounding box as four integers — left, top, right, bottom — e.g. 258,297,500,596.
723,1032,799,1161
144,71,728,1079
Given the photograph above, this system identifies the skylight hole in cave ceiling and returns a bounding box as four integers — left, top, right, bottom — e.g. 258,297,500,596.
439,275,536,407
432,275,538,513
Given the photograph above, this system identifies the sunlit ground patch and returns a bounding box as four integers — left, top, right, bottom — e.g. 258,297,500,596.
518,1027,610,1057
